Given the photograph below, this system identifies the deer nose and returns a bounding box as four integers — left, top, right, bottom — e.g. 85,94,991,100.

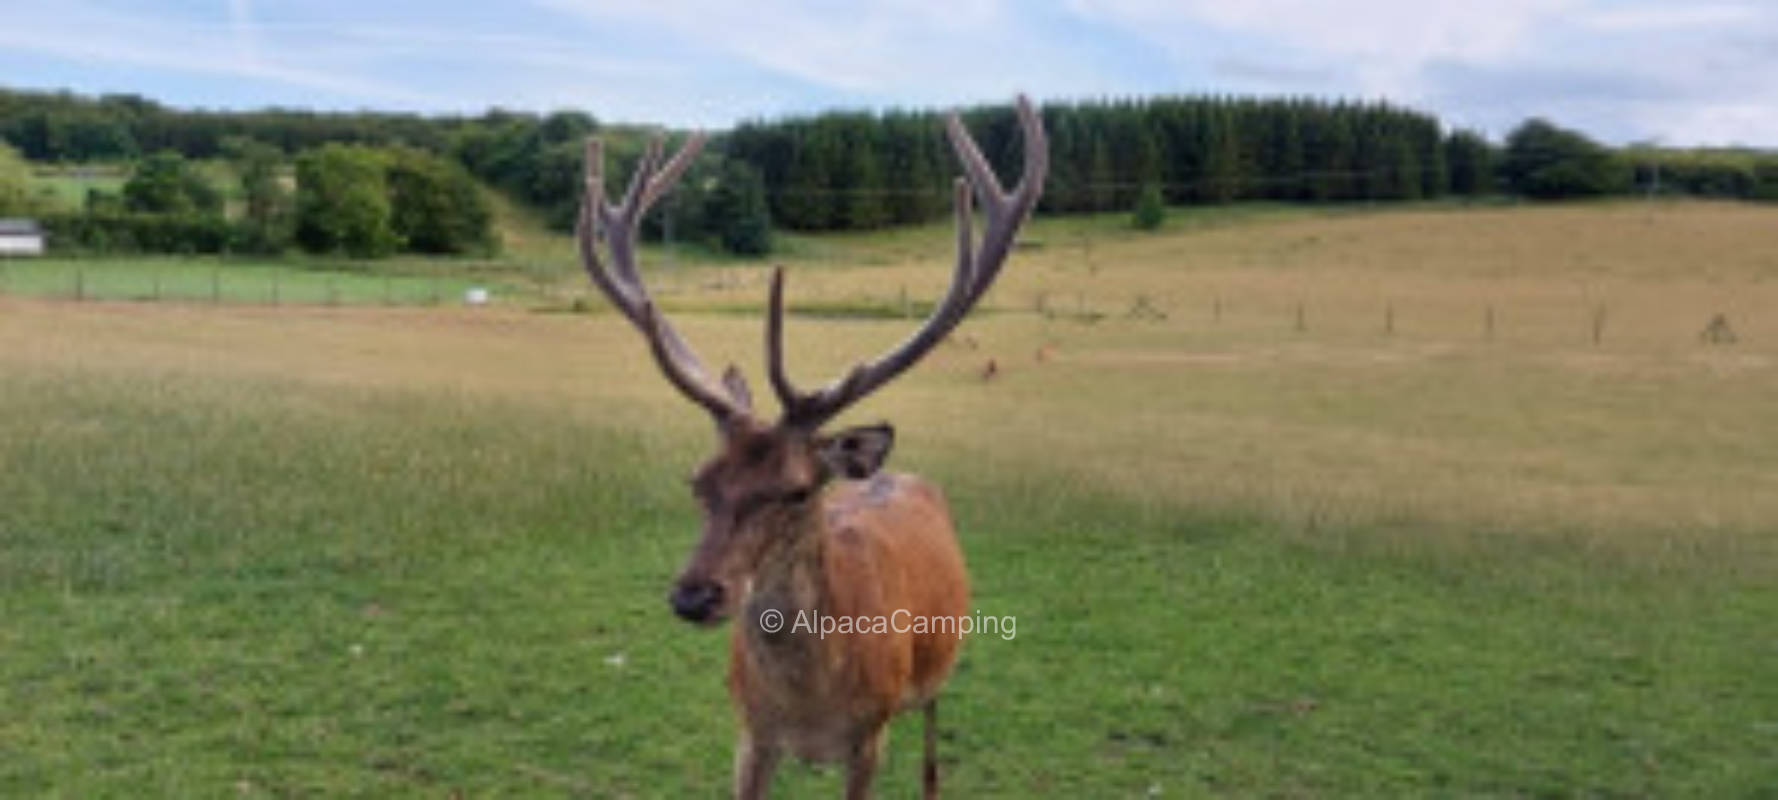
669,579,725,623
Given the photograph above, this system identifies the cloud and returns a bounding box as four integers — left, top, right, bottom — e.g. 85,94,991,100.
1423,3,1778,144
532,0,1004,92
1577,3,1761,33
1066,0,1778,145
1210,57,1338,90
526,0,1136,112
3,0,1776,144
225,0,261,70
1067,0,1579,99
0,2,447,107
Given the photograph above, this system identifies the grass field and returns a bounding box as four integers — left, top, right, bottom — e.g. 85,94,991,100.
28,161,244,212
2,200,1776,796
29,165,130,210
0,257,505,307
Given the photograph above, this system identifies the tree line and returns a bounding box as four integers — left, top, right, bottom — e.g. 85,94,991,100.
728,97,1469,230
0,89,451,161
10,139,495,258
0,87,768,256
4,86,1777,258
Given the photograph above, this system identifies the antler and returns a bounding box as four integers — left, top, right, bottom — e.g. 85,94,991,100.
578,132,744,420
769,95,1048,429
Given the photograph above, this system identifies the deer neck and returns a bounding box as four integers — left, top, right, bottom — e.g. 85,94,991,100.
743,506,831,655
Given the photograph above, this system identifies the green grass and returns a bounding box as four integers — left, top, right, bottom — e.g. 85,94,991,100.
0,258,503,306
0,364,1772,796
2,200,1777,796
30,166,129,210
28,161,243,212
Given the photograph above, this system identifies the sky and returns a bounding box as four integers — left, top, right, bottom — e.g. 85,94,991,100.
2,0,1776,147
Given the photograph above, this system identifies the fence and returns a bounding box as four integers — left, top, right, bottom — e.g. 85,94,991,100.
2,256,1757,352
0,201,1764,353
0,259,484,308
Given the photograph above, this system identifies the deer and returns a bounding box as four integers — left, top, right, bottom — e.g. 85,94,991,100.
573,96,1046,799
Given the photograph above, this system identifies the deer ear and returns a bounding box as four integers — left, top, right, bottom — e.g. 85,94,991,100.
818,423,894,480
721,365,753,413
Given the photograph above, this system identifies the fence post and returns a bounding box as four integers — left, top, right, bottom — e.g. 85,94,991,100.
1212,295,1222,324
152,271,161,302
1294,301,1306,333
1384,302,1395,336
211,268,222,305
74,268,85,302
270,273,280,306
1591,304,1607,346
1485,305,1496,341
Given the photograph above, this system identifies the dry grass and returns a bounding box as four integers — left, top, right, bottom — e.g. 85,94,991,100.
6,200,1776,566
6,200,1777,795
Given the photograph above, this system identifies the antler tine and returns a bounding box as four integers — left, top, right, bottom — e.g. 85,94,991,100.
953,95,1047,304
772,95,1047,429
646,132,707,208
577,139,642,326
641,302,735,420
765,266,797,408
604,137,662,288
578,132,738,421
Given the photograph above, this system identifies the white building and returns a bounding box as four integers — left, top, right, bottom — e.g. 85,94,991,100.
0,218,45,257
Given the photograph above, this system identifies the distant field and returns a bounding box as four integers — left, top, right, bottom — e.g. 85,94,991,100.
0,256,517,307
28,160,253,213
2,200,1775,795
30,165,129,209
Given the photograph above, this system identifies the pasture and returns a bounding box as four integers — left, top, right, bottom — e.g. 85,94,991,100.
0,257,492,307
28,165,129,210
2,200,1775,796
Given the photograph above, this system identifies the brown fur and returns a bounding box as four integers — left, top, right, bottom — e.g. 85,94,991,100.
580,95,1043,800
675,420,969,798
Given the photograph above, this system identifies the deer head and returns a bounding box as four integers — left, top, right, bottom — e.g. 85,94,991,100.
577,98,1047,625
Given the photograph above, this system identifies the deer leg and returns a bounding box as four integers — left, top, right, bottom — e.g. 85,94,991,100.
844,728,885,800
733,732,781,800
922,700,940,800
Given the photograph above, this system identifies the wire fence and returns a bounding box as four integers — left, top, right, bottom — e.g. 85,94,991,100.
0,184,1761,355
0,259,490,308
0,252,1758,352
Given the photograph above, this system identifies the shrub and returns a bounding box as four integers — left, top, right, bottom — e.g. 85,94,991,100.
294,144,399,258
1501,119,1628,199
42,211,235,254
1131,182,1165,230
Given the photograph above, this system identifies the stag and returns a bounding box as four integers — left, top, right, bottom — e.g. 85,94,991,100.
576,97,1045,799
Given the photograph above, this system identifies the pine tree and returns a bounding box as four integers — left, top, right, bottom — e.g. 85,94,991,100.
707,160,773,256
779,125,835,230
1444,130,1496,196
1131,182,1165,230
1087,134,1115,212
838,121,888,229
1201,105,1240,204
